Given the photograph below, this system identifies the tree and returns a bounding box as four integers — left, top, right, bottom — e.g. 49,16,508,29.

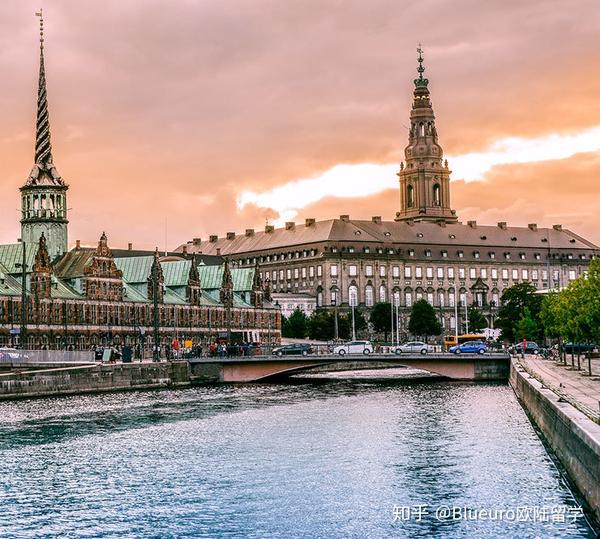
307,310,333,341
468,307,488,333
282,308,308,338
370,302,392,341
408,299,442,342
496,283,542,342
516,307,538,341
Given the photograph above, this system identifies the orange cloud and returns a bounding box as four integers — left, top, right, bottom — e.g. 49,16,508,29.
0,1,599,248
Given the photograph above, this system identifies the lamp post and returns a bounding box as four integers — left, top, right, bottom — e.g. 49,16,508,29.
15,239,28,349
152,275,160,361
350,289,357,341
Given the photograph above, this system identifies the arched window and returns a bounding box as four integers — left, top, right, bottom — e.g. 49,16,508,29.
330,287,338,306
407,185,414,208
393,288,400,307
433,183,441,206
419,123,425,137
379,285,386,303
365,285,374,307
348,285,358,307
438,290,445,307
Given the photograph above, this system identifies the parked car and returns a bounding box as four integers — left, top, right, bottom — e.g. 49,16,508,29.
332,341,374,356
562,342,597,354
392,341,433,355
449,340,488,355
272,343,313,356
510,342,541,355
0,347,22,361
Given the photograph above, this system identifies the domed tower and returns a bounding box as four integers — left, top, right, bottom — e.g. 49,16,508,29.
20,10,69,259
395,47,457,223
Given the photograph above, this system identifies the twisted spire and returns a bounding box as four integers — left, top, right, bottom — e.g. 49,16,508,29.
27,10,63,186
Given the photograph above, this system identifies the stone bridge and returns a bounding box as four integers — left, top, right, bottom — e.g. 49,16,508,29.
189,353,510,383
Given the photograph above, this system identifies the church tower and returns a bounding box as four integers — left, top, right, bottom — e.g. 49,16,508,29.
395,47,457,223
20,10,69,259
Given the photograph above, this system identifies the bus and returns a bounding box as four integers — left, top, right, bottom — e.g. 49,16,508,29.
443,333,486,350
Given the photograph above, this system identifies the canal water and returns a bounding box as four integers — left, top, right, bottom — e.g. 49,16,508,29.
0,374,596,538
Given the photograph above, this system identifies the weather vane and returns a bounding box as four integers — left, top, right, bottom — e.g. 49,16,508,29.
35,9,44,43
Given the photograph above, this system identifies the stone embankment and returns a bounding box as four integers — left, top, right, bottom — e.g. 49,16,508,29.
510,358,600,526
0,362,191,400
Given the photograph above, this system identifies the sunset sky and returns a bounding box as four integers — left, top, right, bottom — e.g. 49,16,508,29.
0,0,599,249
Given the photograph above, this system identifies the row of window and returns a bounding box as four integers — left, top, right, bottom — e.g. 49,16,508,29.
242,249,319,266
329,265,579,282
325,247,590,260
326,285,502,309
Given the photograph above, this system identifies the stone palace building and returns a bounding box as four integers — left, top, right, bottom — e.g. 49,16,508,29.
0,13,280,353
178,49,599,338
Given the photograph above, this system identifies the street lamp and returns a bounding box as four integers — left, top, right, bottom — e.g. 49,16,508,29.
15,239,28,349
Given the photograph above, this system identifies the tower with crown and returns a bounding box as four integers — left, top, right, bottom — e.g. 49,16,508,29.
395,47,457,223
20,10,69,260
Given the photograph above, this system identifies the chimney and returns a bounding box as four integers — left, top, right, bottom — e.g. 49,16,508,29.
305,218,316,227
265,225,274,233
285,221,295,231
340,214,350,222
245,229,255,237
209,235,218,243
182,245,188,255
216,248,221,256
226,232,236,240
497,222,507,230
371,216,382,224
127,242,133,251
192,237,202,246
75,239,81,250
467,220,477,228
553,224,562,231
528,223,538,231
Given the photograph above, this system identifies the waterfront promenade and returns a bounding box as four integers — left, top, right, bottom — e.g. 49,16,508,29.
516,354,600,423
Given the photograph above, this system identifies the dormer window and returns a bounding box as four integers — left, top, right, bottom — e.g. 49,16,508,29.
348,247,355,253
417,233,424,238
364,247,370,254
541,238,548,243
534,253,541,260
480,235,487,240
504,253,511,259
384,231,391,237
441,250,448,258
519,253,526,260
354,230,361,235
425,249,432,257
408,249,415,257
511,237,517,241
473,251,480,259
489,252,496,259
457,250,464,258
449,234,456,239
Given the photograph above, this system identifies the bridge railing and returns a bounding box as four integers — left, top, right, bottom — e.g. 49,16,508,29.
197,342,503,359
0,349,95,364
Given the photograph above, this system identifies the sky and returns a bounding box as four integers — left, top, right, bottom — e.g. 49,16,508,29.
0,0,599,250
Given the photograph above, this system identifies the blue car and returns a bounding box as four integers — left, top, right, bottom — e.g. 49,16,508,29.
449,340,487,355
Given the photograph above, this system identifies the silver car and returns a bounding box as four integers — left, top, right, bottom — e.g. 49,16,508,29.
392,341,434,355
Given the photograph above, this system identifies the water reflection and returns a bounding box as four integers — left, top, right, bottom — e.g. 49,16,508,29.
0,379,595,538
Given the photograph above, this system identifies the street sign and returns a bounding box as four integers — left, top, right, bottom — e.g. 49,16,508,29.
9,328,20,335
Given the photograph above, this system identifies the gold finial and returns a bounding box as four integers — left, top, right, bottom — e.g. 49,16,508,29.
417,43,424,80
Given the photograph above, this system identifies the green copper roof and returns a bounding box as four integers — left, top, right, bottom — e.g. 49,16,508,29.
114,256,256,291
0,243,38,275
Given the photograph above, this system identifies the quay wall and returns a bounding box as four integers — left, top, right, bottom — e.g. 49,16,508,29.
0,362,191,400
510,359,600,525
